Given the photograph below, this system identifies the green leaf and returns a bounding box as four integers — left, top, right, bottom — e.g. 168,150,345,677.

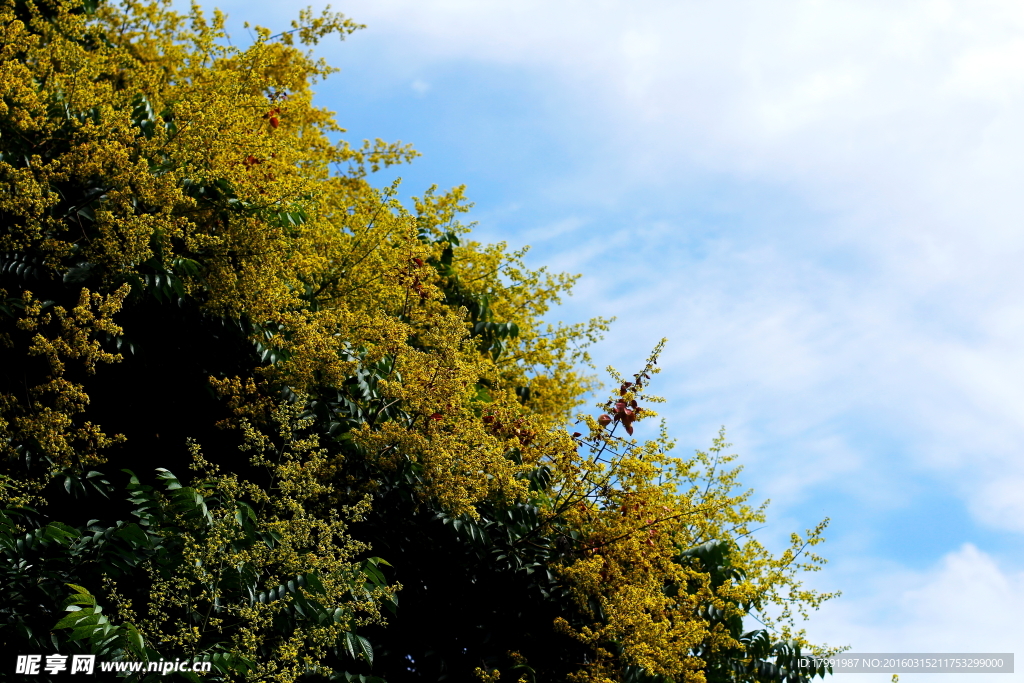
343,632,374,667
54,610,89,629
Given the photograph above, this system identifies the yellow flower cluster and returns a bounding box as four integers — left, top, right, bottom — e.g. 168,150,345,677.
0,286,129,493
131,405,393,682
539,345,841,681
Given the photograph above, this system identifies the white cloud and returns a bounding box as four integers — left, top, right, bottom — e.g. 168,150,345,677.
811,544,1024,682
971,475,1024,533
338,0,1024,235
518,215,588,244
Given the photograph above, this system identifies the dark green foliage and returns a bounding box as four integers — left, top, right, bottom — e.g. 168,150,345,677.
1,214,826,683
0,464,390,680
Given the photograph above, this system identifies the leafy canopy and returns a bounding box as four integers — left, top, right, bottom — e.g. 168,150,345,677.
0,0,842,681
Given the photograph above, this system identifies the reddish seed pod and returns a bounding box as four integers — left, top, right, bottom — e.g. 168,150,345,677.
597,414,612,427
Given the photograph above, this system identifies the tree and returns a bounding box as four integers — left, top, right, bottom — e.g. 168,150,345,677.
0,0,841,680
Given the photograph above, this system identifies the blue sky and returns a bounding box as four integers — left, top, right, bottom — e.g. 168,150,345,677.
197,0,1023,677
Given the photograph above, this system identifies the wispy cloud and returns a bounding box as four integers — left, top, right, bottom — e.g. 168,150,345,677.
811,544,1024,680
